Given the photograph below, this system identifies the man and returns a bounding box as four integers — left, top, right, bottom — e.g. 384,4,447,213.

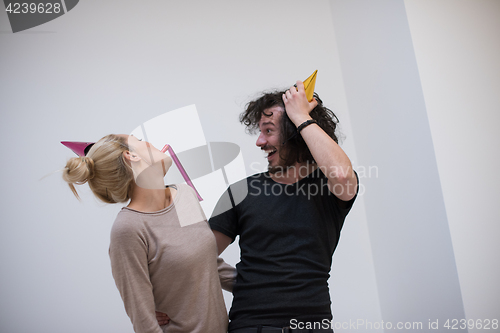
209,81,358,333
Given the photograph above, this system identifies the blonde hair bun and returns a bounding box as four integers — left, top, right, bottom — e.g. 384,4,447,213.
63,156,95,185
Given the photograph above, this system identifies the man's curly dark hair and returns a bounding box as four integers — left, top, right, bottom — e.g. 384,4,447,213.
240,90,340,167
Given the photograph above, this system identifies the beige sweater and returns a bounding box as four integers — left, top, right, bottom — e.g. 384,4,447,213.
109,184,229,333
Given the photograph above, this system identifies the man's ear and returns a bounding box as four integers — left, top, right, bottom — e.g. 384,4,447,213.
123,150,141,162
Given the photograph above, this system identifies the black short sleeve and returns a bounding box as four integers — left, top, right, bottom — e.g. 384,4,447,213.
209,177,249,242
333,170,359,214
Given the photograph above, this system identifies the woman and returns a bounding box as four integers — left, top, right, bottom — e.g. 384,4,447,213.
63,134,229,333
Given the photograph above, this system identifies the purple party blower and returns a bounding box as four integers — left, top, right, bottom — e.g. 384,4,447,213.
161,144,203,201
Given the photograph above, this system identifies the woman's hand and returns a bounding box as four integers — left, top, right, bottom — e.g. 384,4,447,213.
156,311,170,326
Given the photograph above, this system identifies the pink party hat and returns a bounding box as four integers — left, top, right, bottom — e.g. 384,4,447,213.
61,141,95,156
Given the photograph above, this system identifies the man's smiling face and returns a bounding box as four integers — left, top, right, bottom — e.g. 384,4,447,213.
255,106,287,174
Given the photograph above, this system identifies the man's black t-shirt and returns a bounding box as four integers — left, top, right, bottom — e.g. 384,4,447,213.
209,168,358,331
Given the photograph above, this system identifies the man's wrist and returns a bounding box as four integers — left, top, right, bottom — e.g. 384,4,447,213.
297,119,317,133
291,116,313,127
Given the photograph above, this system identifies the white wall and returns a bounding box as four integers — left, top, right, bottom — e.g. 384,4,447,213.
331,1,466,330
405,0,500,331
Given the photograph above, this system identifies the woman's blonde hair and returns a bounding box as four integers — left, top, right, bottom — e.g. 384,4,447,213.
62,134,134,203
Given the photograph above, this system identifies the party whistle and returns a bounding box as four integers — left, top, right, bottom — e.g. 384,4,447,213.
161,144,203,201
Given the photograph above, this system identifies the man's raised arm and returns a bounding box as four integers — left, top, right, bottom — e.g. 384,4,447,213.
283,80,357,201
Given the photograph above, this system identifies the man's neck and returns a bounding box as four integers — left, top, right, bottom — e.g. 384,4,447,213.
270,161,317,185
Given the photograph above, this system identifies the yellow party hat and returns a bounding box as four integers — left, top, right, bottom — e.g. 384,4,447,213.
303,70,317,102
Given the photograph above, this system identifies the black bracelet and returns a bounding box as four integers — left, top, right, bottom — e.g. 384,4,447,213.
297,119,317,133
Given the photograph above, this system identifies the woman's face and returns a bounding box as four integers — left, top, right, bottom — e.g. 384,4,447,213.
125,135,173,176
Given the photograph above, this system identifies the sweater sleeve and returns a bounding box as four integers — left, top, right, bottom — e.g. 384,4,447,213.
109,218,163,333
217,257,236,292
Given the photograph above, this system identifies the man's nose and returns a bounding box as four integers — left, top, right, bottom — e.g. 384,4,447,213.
256,132,266,147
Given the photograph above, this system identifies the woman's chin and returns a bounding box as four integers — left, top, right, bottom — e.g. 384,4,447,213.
133,165,170,189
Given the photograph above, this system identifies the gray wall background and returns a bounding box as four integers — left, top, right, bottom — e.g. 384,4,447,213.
0,1,498,332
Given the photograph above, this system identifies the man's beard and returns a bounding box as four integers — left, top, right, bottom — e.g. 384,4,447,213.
268,165,284,174
268,156,292,175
